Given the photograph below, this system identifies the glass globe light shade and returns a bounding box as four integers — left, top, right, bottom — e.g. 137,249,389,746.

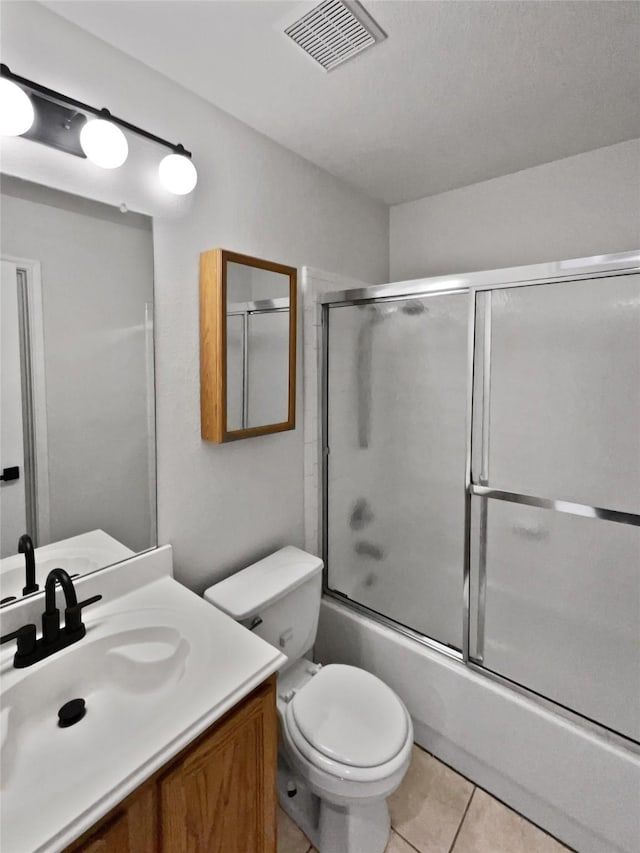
80,118,128,169
158,152,198,195
0,79,35,136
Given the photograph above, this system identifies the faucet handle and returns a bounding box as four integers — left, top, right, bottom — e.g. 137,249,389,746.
1,624,37,659
64,595,103,634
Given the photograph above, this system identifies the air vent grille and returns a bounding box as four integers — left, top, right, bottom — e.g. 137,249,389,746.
284,0,385,71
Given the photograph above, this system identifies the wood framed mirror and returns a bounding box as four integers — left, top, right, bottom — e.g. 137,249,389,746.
200,249,297,443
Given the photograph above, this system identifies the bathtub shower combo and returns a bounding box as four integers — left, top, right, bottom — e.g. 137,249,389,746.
316,252,640,853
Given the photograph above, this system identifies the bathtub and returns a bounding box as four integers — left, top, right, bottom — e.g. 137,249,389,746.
316,596,640,853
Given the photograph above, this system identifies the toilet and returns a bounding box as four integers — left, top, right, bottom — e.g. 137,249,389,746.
204,546,413,853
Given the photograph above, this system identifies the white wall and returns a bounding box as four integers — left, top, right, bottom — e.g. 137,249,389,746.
390,139,640,281
1,178,154,553
0,3,389,592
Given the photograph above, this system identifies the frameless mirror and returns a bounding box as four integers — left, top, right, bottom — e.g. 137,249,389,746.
200,249,296,443
0,175,156,606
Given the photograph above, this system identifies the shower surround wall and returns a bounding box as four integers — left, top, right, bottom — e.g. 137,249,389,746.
314,254,640,853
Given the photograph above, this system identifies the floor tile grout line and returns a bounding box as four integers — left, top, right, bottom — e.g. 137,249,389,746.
291,743,569,853
412,744,572,852
446,785,477,853
391,826,425,853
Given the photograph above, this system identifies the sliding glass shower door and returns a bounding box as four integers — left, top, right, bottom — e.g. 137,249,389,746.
323,264,639,743
469,274,640,741
325,292,468,650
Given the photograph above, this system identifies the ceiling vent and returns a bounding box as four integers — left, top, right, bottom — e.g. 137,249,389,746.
284,0,386,72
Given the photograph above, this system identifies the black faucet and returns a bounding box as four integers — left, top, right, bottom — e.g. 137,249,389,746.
0,568,102,668
18,533,39,596
42,568,79,643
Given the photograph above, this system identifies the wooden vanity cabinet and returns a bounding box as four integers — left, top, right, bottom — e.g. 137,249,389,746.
75,785,158,853
66,676,277,853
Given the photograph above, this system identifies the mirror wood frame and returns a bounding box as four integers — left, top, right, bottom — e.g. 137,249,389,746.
200,248,297,443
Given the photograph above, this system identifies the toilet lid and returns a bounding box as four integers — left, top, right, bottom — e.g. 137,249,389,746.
290,664,409,768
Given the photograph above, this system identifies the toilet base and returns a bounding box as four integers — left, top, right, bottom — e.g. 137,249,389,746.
277,758,320,848
277,758,391,853
319,799,390,853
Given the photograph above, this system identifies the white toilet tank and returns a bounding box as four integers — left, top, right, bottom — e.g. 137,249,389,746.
204,546,323,668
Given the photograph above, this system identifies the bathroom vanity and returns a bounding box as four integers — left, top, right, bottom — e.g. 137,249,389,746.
0,176,286,853
0,547,286,853
64,675,277,853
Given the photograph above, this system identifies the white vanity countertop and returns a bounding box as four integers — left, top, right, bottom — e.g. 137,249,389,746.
0,546,287,853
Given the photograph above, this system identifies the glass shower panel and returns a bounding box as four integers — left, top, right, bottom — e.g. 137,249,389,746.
326,293,468,649
470,497,640,741
477,275,640,514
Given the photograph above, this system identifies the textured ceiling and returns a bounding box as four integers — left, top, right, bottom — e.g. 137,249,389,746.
42,1,640,204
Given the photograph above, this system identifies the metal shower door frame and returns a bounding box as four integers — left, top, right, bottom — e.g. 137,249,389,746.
319,250,640,751
320,284,468,662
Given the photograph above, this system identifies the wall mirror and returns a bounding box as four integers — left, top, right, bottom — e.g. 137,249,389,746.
200,249,297,443
0,175,156,607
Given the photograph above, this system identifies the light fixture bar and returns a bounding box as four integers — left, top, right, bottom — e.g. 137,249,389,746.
0,64,192,159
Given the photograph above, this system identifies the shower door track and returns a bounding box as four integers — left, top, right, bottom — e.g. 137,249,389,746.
319,250,640,755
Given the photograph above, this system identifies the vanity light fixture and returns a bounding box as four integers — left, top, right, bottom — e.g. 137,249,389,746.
158,147,198,195
0,76,35,136
0,64,197,194
80,114,129,169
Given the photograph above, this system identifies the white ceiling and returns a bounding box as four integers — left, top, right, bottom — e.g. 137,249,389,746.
43,1,640,205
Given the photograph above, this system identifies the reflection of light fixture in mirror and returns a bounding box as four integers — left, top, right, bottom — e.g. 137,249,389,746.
80,115,128,169
159,147,198,195
0,64,197,194
0,77,34,136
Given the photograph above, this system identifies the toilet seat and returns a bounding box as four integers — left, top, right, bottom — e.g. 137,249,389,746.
292,664,409,767
282,664,412,785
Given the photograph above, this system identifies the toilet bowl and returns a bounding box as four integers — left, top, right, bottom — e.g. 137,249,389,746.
204,547,413,853
278,661,413,852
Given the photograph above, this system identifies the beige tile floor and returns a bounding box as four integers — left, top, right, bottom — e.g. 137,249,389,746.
278,745,571,853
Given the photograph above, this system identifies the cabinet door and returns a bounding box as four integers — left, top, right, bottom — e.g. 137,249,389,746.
160,682,277,853
72,785,157,853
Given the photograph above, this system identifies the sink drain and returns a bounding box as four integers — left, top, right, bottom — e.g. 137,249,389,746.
58,698,86,728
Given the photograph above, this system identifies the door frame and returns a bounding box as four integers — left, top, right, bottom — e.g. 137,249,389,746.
2,255,50,545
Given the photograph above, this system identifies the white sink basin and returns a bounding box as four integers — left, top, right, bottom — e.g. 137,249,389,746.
1,617,190,791
0,549,286,853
